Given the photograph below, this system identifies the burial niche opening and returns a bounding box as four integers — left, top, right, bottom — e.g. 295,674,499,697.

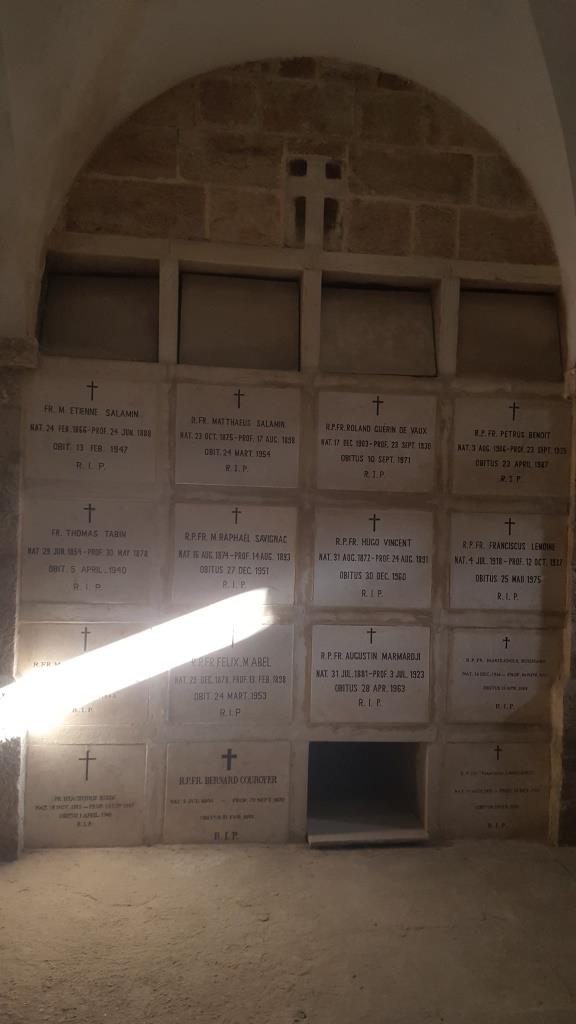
307,741,427,848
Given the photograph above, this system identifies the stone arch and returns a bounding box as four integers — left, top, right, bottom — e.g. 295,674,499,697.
57,57,555,266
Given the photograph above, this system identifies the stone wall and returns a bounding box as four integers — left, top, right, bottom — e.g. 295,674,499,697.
62,58,555,265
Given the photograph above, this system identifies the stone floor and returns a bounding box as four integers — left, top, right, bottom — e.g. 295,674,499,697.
2,842,576,1024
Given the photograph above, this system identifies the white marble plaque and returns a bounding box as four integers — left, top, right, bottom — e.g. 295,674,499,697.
170,624,293,724
317,392,436,492
17,622,148,726
441,742,549,839
311,625,430,723
449,629,558,724
20,499,157,604
175,384,300,487
24,743,146,848
163,741,290,843
450,513,567,611
452,398,570,498
314,508,433,607
24,377,157,483
173,503,296,606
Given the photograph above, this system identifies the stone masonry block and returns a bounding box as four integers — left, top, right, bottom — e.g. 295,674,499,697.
357,92,423,145
129,80,197,129
476,153,535,210
87,125,178,180
414,204,457,258
262,80,354,136
66,179,205,240
350,147,473,203
347,199,411,254
318,59,376,86
209,188,282,245
459,208,556,264
376,71,416,91
0,337,38,368
0,737,21,861
277,58,318,78
198,78,259,129
422,95,497,151
180,132,283,188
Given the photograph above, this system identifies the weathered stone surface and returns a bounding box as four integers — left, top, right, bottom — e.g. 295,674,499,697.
262,81,354,135
459,208,556,264
209,187,281,245
198,78,259,128
180,132,283,188
357,92,423,145
0,737,21,861
347,198,411,254
66,179,205,239
350,147,473,202
318,59,376,86
476,153,535,210
0,337,38,368
285,136,347,159
87,125,178,179
377,71,415,90
422,95,497,150
277,57,317,78
130,80,197,128
414,203,457,258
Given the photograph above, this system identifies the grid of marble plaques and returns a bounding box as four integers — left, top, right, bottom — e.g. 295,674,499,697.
19,376,570,845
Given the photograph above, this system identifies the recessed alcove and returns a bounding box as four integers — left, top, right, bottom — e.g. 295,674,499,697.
320,283,437,376
40,272,160,362
307,742,428,847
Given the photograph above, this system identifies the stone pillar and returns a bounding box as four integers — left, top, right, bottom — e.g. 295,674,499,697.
0,337,37,860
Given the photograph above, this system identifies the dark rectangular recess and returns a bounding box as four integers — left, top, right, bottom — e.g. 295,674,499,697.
40,272,159,362
457,289,562,381
321,283,436,376
307,741,426,846
179,273,300,371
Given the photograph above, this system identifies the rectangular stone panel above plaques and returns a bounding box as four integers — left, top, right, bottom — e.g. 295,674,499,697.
441,742,549,839
311,625,430,724
317,392,437,492
452,397,571,498
170,623,293,725
173,503,296,606
175,383,300,487
163,741,290,843
448,628,558,724
450,513,567,611
20,498,158,605
17,622,148,727
314,507,433,607
24,743,146,848
24,376,158,484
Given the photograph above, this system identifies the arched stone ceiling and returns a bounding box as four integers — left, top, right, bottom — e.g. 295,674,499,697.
1,0,575,356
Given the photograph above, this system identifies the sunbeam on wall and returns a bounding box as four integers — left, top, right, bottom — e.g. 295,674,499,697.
0,589,269,739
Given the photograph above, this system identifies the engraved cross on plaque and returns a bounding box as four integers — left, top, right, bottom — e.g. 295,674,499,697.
232,507,242,525
234,389,245,410
509,401,520,422
221,748,237,771
83,503,96,524
502,636,511,649
81,627,91,652
504,517,516,537
372,395,383,417
86,381,99,402
366,628,376,644
369,514,380,533
494,745,503,761
78,750,96,781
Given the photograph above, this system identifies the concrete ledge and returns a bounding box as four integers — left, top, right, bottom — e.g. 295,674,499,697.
0,336,38,368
